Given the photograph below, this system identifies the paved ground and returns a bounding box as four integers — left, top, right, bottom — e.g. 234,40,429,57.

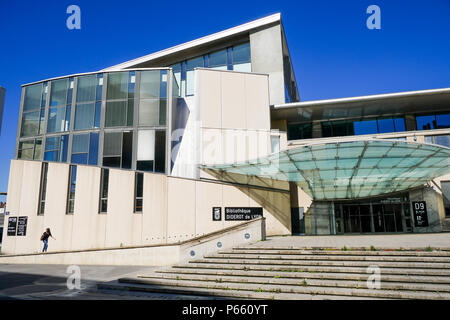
252,233,450,249
0,264,216,300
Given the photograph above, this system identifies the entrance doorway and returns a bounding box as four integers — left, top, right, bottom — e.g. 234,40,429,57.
335,194,410,234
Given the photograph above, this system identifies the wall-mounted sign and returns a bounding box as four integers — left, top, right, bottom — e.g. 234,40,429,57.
17,216,28,236
225,207,263,221
212,207,222,221
412,201,429,227
7,217,17,236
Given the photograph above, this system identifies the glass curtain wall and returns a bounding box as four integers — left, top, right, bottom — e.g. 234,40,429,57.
17,68,170,175
169,41,251,97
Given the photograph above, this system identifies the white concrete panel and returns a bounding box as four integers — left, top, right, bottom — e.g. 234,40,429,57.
104,169,135,248
221,72,247,129
245,73,270,130
195,181,224,236
167,177,196,241
142,173,168,245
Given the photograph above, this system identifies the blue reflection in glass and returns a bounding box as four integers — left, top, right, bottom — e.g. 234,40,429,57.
44,151,59,161
71,153,88,164
61,135,68,162
227,47,233,70
94,101,101,128
89,132,99,165
353,119,378,135
160,70,167,98
377,118,394,133
416,115,436,130
436,114,450,129
393,117,405,131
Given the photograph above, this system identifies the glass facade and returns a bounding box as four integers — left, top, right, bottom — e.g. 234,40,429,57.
169,41,251,97
425,135,450,148
17,68,173,174
416,113,450,131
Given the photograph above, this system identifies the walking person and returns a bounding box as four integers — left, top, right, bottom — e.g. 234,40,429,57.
40,228,55,252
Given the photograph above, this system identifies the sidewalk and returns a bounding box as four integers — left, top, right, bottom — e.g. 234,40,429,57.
251,233,450,250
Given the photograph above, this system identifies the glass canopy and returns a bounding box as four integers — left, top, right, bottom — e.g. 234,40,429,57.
202,139,450,200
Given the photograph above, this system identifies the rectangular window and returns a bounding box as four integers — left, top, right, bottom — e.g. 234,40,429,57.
441,181,450,217
38,162,48,215
186,57,204,96
99,168,109,213
18,138,42,160
134,172,143,213
44,135,68,162
47,79,71,133
208,49,227,70
105,71,133,127
288,123,312,140
137,130,166,173
425,135,450,148
102,131,133,169
71,132,98,165
21,82,47,137
76,75,97,102
67,165,77,214
232,42,251,72
415,113,450,131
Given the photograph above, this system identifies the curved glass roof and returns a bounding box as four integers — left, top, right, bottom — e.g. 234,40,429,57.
202,139,450,200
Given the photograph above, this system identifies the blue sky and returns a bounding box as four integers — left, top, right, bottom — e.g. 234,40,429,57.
0,0,449,201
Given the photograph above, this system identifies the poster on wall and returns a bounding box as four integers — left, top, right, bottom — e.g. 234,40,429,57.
225,207,263,221
412,201,429,227
16,216,28,236
7,217,17,236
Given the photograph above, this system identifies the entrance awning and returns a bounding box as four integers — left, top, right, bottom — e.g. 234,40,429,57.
201,139,450,200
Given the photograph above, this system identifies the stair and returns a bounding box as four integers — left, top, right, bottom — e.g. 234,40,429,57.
97,245,450,300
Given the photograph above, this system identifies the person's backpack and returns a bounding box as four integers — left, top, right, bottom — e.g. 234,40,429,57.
40,233,44,241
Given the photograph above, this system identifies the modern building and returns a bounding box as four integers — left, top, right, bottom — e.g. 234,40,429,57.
2,13,450,256
0,86,5,135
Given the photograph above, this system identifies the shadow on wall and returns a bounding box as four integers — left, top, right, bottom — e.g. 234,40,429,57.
202,169,291,232
171,98,190,170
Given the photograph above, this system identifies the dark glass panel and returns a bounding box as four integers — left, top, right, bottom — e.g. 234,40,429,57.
136,173,143,198
105,100,127,127
72,134,89,153
21,111,40,137
76,75,97,102
88,132,99,165
50,79,68,106
155,130,166,173
159,100,166,125
94,101,101,128
107,72,128,100
23,84,42,111
127,99,134,127
122,131,133,169
287,123,312,140
74,103,94,130
209,50,227,68
103,132,122,156
61,135,68,162
140,71,160,99
233,42,251,64
137,161,154,172
103,156,121,168
321,121,332,138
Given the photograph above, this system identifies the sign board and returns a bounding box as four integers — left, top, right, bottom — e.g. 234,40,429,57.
16,216,28,236
7,217,17,236
212,207,222,221
225,207,263,221
412,201,429,227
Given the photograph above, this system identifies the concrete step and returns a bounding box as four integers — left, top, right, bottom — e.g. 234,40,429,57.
114,276,450,299
155,267,450,284
97,280,378,300
192,258,450,269
207,253,450,263
141,272,450,293
223,249,450,257
235,246,450,252
173,262,450,276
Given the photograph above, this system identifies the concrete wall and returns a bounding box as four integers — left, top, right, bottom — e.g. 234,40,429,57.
0,218,265,266
1,160,290,255
250,24,285,105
